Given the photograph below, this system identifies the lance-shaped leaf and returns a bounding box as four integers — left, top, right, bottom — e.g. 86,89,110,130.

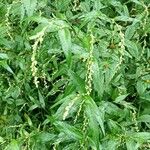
93,60,104,98
58,28,72,63
85,96,105,135
54,121,82,140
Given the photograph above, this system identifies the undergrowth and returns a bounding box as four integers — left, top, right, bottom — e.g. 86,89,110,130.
0,0,150,149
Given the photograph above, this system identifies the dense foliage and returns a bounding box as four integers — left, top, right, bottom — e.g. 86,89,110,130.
0,0,150,149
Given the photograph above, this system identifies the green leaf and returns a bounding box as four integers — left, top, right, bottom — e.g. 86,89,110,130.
29,104,39,111
51,94,76,109
62,143,79,150
105,62,118,86
11,86,20,99
80,10,99,21
130,132,150,142
0,61,14,74
140,92,150,102
0,38,12,49
68,70,86,93
103,139,118,150
6,140,20,150
126,140,139,150
85,96,105,135
38,90,45,109
138,115,150,123
54,121,82,140
93,0,104,10
0,53,9,59
114,94,128,103
125,24,137,40
136,80,147,95
48,20,69,32
24,113,33,126
22,0,37,16
130,0,143,5
36,132,56,142
85,104,100,148
29,96,40,108
55,0,71,11
54,94,81,120
125,40,139,58
93,61,104,98
114,16,138,22
107,119,121,133
29,24,48,40
58,28,72,62
0,136,4,143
